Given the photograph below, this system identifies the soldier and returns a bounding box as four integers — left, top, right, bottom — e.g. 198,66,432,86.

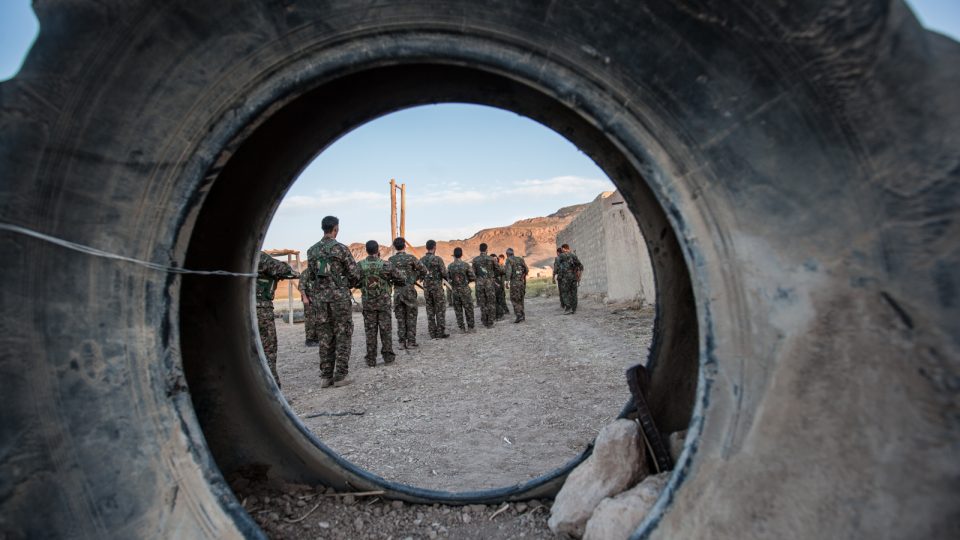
472,243,499,328
297,265,319,346
504,247,529,323
557,243,584,314
420,240,450,339
389,237,427,348
357,240,405,367
447,247,476,332
552,246,566,310
493,253,510,320
256,251,298,388
306,216,359,388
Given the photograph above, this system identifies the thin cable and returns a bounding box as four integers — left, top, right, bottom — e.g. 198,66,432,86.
0,222,256,277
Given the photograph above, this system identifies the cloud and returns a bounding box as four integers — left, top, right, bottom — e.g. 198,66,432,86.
508,176,613,197
278,190,388,212
408,176,613,207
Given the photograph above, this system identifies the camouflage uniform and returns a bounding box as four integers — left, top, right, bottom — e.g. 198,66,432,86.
306,237,359,382
557,251,584,313
504,254,529,320
357,256,404,366
472,252,499,328
553,255,567,309
297,266,320,345
447,258,476,331
256,251,298,387
389,251,427,347
420,252,449,338
494,260,509,320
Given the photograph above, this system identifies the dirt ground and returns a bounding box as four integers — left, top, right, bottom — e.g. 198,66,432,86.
235,295,654,539
277,296,653,491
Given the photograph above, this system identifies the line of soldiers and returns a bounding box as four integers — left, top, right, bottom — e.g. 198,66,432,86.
255,215,583,389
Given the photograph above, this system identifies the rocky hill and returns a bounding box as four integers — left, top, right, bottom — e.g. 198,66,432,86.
347,201,593,270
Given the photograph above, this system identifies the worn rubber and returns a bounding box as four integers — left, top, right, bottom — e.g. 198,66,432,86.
1,1,957,538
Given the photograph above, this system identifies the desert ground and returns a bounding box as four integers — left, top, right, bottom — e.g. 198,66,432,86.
233,294,654,538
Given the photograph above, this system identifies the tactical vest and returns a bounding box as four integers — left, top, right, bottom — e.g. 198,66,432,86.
309,239,343,287
395,254,417,286
358,258,386,297
509,257,525,279
475,255,492,278
424,255,443,281
255,277,278,301
450,263,467,286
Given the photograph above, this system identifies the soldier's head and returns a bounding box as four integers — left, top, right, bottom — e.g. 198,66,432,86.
365,240,379,257
506,248,515,256
561,243,571,252
498,254,505,263
321,215,339,237
426,239,437,253
393,237,406,251
479,243,488,253
453,247,463,259
556,247,563,255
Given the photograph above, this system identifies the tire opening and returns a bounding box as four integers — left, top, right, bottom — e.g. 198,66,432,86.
179,62,699,510
259,103,658,492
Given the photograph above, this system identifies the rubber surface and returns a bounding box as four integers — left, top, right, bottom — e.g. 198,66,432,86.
1,1,957,539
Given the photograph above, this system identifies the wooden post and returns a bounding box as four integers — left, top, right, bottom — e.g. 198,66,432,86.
400,183,406,240
389,178,397,241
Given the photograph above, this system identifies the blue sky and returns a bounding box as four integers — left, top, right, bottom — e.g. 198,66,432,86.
2,1,957,252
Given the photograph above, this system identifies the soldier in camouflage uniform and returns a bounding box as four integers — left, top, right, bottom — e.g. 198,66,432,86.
297,266,320,346
447,247,476,332
472,243,499,328
420,240,450,339
493,253,510,320
557,243,584,314
388,237,427,348
357,240,405,367
306,216,359,387
552,247,566,310
504,247,529,323
256,251,299,388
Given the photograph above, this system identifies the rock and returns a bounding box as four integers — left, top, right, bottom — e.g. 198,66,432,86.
583,472,670,540
463,512,472,523
342,494,356,505
548,419,646,538
318,521,330,529
354,517,364,532
515,502,528,513
668,430,687,463
391,500,404,509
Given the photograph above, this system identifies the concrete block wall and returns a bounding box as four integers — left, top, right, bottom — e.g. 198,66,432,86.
557,192,610,295
556,191,655,305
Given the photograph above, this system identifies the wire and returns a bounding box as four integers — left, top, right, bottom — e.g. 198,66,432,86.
0,222,256,278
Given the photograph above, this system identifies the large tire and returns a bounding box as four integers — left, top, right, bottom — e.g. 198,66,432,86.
1,1,957,538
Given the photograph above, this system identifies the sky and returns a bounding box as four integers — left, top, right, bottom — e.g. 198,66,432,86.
1,1,957,251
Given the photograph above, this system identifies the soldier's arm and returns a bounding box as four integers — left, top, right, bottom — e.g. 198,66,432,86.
416,259,428,280
262,255,299,280
439,259,448,280
467,266,476,283
342,247,361,288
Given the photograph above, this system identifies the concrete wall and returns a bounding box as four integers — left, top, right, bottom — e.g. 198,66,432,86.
556,191,655,305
